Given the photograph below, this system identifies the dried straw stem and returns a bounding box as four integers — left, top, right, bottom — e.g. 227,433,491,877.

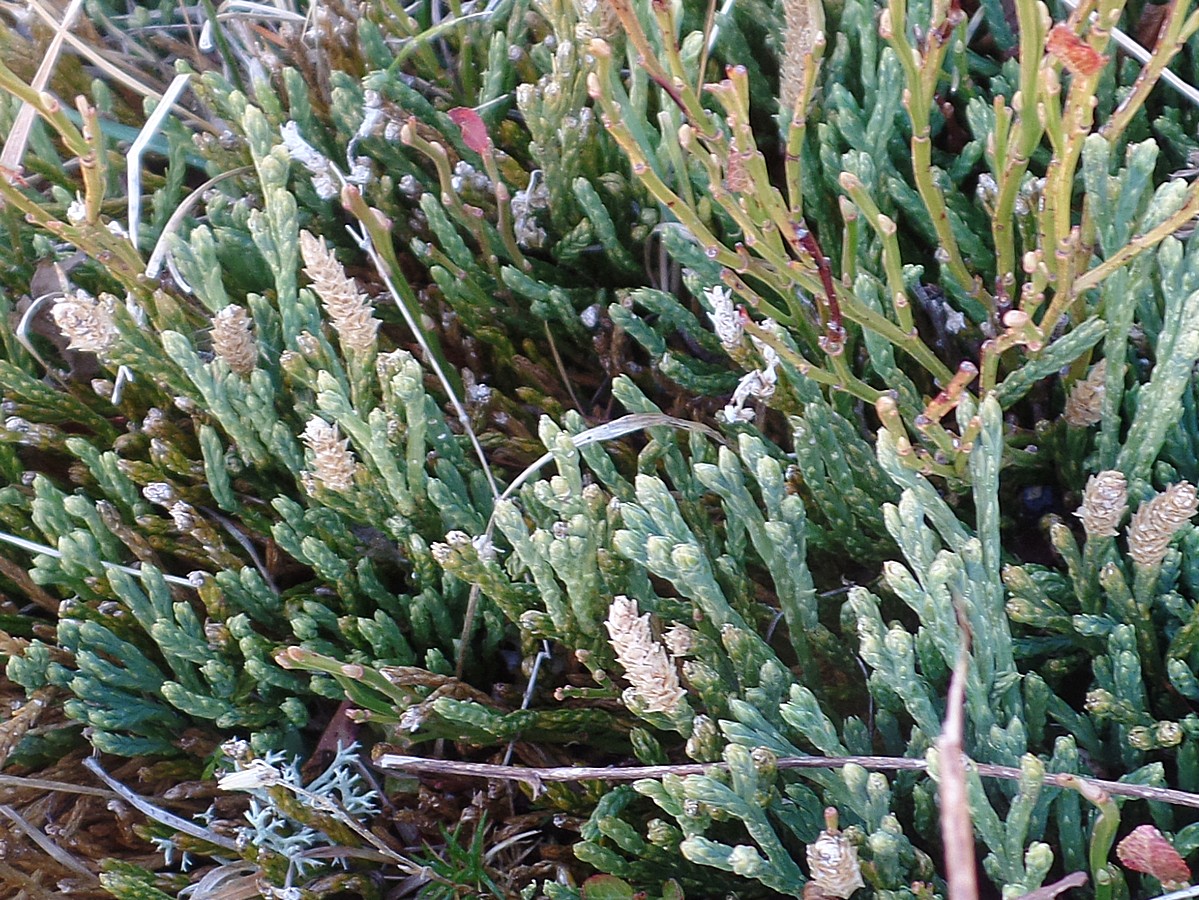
374,750,1199,810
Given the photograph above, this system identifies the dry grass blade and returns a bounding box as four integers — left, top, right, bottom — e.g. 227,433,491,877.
82,756,239,851
179,861,265,899
372,751,1199,810
543,321,583,411
0,530,198,587
0,804,99,882
495,412,722,507
0,0,85,177
23,0,213,132
128,73,192,252
207,0,307,34
936,650,978,900
0,774,115,799
145,166,254,280
16,294,61,379
455,413,723,677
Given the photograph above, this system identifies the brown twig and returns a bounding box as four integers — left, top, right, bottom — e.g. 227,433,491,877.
1014,871,1089,900
373,750,1199,810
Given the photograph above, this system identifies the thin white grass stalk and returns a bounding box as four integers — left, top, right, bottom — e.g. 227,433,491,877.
165,247,195,294
495,413,721,507
82,757,239,850
111,364,134,404
351,229,500,499
22,0,212,133
483,829,541,864
501,639,551,765
199,0,308,51
0,805,98,881
391,10,492,66
145,166,254,280
217,0,307,21
279,124,498,498
301,0,320,41
454,414,723,677
177,862,261,898
128,73,192,252
15,295,56,375
203,505,280,593
965,7,986,43
0,0,86,176
705,0,738,54
475,94,511,114
0,529,197,588
1060,0,1199,109
287,120,511,671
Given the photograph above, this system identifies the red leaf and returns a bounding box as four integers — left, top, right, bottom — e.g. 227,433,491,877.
447,107,492,155
1117,825,1191,887
1046,25,1107,76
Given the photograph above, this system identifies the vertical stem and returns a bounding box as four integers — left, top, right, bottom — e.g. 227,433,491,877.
1040,0,1126,291
839,173,913,334
783,39,824,221
839,198,859,285
478,152,529,271
885,0,989,309
992,0,1047,291
1099,1,1199,139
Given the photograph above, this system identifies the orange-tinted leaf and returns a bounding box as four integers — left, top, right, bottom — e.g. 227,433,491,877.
581,875,636,900
1046,25,1107,76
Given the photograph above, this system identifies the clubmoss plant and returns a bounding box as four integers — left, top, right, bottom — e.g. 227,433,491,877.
5,0,1199,895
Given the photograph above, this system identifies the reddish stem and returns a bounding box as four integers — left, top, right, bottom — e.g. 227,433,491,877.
796,223,845,353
